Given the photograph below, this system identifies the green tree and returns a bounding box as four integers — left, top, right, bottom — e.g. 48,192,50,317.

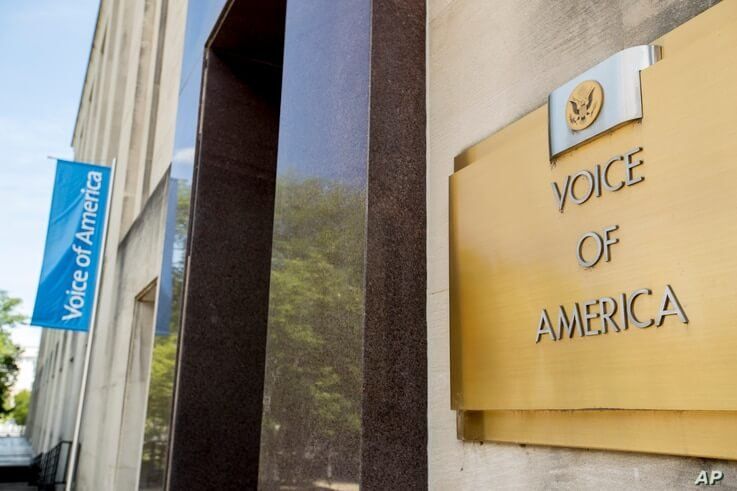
139,333,178,487
138,182,190,487
260,177,364,486
10,389,30,425
0,291,23,414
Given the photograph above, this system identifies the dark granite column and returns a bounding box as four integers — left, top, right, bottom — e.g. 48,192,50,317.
362,1,427,489
168,0,426,489
256,2,371,487
257,0,427,489
166,2,286,489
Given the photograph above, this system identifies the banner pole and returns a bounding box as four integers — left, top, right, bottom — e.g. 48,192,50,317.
65,157,117,490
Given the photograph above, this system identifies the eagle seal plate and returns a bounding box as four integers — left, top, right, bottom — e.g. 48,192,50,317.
548,45,661,159
566,80,603,131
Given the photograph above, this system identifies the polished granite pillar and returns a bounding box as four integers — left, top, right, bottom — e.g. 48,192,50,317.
167,2,285,490
258,1,426,489
362,1,427,488
170,0,425,488
257,1,370,487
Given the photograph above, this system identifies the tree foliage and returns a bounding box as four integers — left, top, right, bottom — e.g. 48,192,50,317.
259,177,365,486
0,291,23,414
10,389,30,425
137,177,365,487
139,182,190,488
139,333,177,487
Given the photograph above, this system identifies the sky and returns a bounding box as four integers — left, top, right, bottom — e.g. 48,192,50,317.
0,1,100,350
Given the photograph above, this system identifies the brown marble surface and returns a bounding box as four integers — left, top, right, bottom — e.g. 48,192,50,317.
362,1,427,489
169,1,427,489
257,1,370,488
167,2,285,489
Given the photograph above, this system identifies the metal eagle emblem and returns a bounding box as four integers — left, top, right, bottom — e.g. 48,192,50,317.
565,80,603,131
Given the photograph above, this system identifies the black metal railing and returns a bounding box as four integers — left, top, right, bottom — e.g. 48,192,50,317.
29,440,74,490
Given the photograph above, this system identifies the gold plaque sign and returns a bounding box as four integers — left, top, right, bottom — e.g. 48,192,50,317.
566,80,603,130
450,2,737,459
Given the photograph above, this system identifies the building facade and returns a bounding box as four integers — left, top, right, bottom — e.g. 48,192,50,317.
26,0,737,489
27,0,188,488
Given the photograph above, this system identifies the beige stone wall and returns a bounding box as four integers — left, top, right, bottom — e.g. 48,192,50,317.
427,1,737,489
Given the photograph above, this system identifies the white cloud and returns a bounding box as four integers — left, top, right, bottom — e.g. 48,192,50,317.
172,146,195,166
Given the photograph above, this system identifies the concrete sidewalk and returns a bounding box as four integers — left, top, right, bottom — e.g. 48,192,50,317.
0,437,33,484
0,438,32,468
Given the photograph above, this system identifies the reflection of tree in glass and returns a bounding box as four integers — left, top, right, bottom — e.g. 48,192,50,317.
139,182,190,488
260,177,364,488
139,334,177,487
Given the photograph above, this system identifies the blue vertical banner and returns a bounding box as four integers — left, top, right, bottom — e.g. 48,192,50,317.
32,160,112,331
